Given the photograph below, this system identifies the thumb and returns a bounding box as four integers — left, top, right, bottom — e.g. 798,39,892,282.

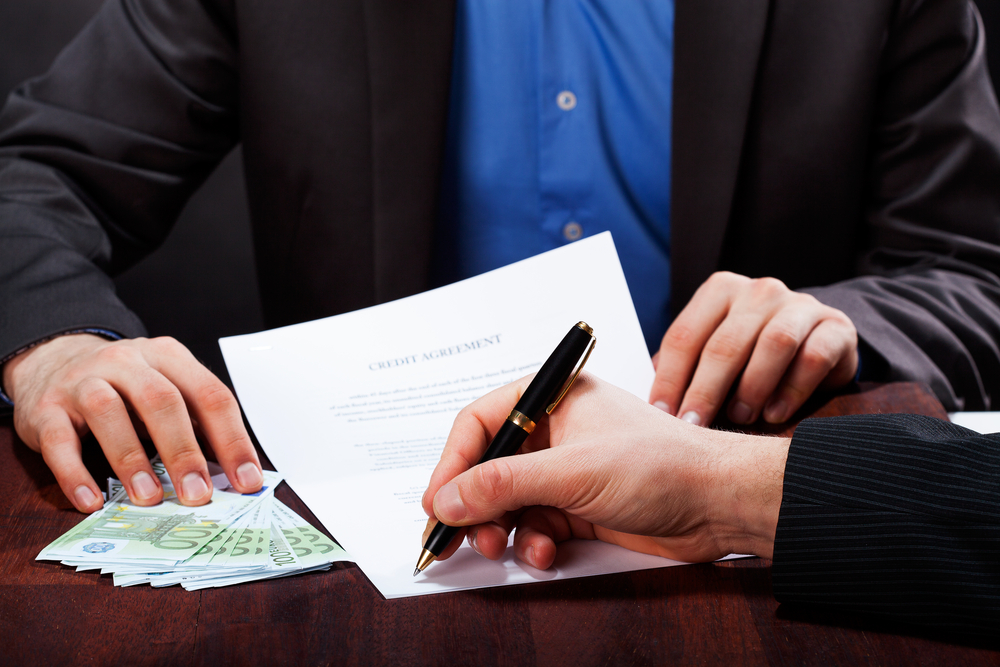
432,447,581,526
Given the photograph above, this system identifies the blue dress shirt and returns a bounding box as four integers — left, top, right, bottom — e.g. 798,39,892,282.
434,0,675,352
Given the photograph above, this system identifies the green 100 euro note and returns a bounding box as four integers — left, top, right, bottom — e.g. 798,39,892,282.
38,459,351,589
37,461,283,566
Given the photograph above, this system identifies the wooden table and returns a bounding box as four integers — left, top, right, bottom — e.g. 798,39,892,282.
2,383,998,665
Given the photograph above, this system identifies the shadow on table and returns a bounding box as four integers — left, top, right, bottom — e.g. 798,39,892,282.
11,427,157,510
464,557,773,607
775,603,1000,651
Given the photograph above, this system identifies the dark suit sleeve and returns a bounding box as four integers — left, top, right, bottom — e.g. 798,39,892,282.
804,0,1000,411
0,0,240,360
772,414,1000,638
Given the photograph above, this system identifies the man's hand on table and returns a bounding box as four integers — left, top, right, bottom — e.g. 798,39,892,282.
421,374,788,569
649,272,858,426
2,333,263,512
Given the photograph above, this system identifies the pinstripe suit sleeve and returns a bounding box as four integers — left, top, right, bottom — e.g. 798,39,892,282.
772,414,1000,637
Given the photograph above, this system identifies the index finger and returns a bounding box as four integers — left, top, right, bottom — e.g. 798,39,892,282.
421,375,534,518
649,274,742,414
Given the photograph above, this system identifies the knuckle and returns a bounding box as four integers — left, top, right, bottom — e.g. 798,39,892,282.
664,321,698,350
827,307,856,329
36,419,73,449
761,325,801,353
780,378,814,408
154,431,204,468
213,431,252,456
797,292,820,307
751,276,787,299
779,384,810,407
150,336,185,356
167,447,206,472
733,374,769,404
440,450,473,477
651,374,684,399
684,388,722,415
651,371,685,404
77,381,121,418
812,309,857,346
94,343,138,366
117,447,153,472
702,330,744,363
454,403,476,429
798,346,837,375
34,393,69,416
135,379,185,417
704,271,725,287
193,382,237,415
706,271,739,288
473,460,515,505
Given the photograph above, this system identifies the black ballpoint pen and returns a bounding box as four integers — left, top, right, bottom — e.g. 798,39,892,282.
414,321,597,576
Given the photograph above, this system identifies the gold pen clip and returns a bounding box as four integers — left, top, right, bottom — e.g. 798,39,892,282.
545,323,597,414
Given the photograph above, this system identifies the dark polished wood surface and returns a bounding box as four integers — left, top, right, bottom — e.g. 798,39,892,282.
1,382,997,665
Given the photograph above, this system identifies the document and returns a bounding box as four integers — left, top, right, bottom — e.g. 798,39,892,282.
221,232,689,598
948,411,1000,433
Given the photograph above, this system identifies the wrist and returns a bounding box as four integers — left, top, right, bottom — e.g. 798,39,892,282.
710,432,789,559
2,332,113,404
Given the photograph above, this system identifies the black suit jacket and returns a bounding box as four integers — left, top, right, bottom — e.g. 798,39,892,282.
779,415,1000,639
1,0,999,636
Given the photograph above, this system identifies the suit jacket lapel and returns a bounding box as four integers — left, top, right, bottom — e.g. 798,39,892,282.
362,0,456,304
672,0,771,313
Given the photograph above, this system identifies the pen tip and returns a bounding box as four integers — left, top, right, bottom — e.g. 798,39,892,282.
414,548,435,575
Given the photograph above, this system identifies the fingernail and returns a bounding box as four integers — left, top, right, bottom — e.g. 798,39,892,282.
765,399,789,423
74,485,98,510
729,401,753,424
435,482,466,523
181,472,209,501
236,462,262,489
131,471,159,501
468,528,481,555
653,400,671,413
681,411,702,426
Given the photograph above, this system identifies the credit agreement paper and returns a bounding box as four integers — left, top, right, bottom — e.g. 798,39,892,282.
221,232,689,598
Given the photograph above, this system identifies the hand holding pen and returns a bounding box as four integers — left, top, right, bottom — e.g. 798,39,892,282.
418,327,787,571
414,322,596,574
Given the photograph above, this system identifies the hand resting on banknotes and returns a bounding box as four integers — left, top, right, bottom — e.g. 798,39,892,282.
2,333,263,512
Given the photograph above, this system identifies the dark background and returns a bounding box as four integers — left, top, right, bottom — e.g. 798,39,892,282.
2,0,999,386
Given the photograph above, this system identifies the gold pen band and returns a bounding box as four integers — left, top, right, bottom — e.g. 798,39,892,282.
507,409,536,434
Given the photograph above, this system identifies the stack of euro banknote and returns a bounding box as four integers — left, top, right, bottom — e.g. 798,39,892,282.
37,459,350,590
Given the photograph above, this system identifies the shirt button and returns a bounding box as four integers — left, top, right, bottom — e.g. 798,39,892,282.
563,221,583,241
556,90,577,111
